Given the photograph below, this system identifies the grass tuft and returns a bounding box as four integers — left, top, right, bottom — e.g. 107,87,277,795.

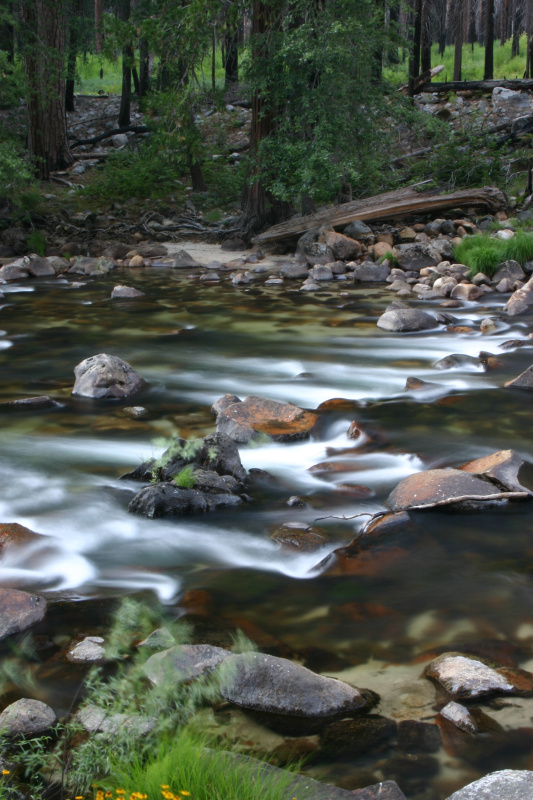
453,231,533,277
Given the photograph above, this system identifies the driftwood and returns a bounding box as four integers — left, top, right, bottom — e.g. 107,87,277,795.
69,125,148,148
416,78,533,94
398,65,445,95
252,186,506,245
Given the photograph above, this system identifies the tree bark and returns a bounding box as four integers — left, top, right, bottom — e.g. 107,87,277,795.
224,28,239,85
420,0,432,74
139,37,150,96
23,0,73,180
66,0,81,113
484,0,495,78
512,0,523,56
0,22,14,62
453,0,464,80
408,0,422,96
118,0,132,128
94,0,103,53
241,0,290,232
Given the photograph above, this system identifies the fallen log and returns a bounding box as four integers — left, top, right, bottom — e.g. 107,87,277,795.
398,65,445,95
69,125,149,148
252,186,506,245
415,78,533,94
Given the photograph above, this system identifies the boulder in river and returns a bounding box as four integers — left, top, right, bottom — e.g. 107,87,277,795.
0,263,29,281
444,770,533,800
271,522,327,551
144,643,232,685
0,698,57,737
219,651,371,734
505,364,533,389
10,255,56,277
425,652,533,699
386,468,527,512
377,309,438,332
504,275,533,316
0,522,41,554
111,285,145,299
72,353,145,399
68,256,116,275
458,449,531,494
213,394,318,443
353,263,391,282
0,588,46,642
393,243,442,271
129,483,242,518
67,636,106,663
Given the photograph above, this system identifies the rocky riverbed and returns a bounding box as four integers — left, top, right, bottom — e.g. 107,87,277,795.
3,208,533,799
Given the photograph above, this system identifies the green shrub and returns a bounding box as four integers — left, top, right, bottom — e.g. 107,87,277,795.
27,230,47,256
173,464,196,488
454,231,533,277
0,137,35,205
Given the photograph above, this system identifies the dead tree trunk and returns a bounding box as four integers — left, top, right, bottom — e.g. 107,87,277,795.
139,37,150,96
118,0,132,128
484,0,495,77
95,0,103,53
421,0,432,73
23,0,73,180
408,0,423,96
453,0,464,80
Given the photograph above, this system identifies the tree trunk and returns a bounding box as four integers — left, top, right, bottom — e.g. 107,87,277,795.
118,0,132,128
0,22,15,62
484,0,495,78
438,0,447,55
95,0,103,53
224,29,239,85
132,63,140,95
501,0,509,44
420,0,432,74
212,26,216,90
453,0,464,80
66,1,81,113
512,0,523,56
241,0,290,232
23,0,73,180
139,37,150,96
408,0,422,96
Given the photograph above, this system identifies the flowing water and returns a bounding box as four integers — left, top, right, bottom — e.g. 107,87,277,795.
2,259,533,798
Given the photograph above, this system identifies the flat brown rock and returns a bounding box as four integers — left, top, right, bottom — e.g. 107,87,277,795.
425,653,533,700
0,588,46,642
458,450,531,494
386,468,521,511
216,395,318,443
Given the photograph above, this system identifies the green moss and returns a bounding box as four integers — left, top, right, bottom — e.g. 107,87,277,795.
173,464,196,489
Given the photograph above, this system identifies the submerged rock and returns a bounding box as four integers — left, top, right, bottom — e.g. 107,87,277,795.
425,653,533,699
271,523,327,551
111,285,145,299
0,588,46,642
67,636,106,663
72,353,145,399
386,468,524,511
321,715,396,758
445,770,533,799
377,309,438,332
214,394,318,443
0,522,41,554
0,699,57,737
219,651,370,734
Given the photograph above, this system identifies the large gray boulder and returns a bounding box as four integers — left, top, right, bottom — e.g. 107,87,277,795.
445,770,533,799
10,255,56,277
296,229,335,266
144,644,232,685
0,588,46,642
377,309,438,332
353,263,390,282
128,483,242,518
505,364,533,389
219,651,370,734
394,243,442,271
0,699,57,737
343,220,375,244
72,353,145,399
504,275,533,316
492,259,525,283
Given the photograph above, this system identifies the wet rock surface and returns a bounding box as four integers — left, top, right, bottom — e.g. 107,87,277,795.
0,588,46,642
72,353,146,399
458,449,531,493
219,652,370,733
67,636,106,663
0,699,57,737
425,653,533,699
445,770,533,799
377,309,438,332
143,643,232,685
77,705,156,736
213,394,318,442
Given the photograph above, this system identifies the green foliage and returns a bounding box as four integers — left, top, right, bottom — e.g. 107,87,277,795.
0,135,35,205
27,230,47,256
379,250,398,267
384,35,532,83
173,465,197,489
108,728,296,800
454,231,533,277
410,114,508,191
0,53,24,109
150,436,217,482
246,0,403,204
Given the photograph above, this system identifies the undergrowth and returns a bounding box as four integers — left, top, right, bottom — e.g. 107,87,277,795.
0,599,279,800
454,231,533,277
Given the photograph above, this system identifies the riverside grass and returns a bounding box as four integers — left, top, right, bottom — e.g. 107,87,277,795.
454,231,533,277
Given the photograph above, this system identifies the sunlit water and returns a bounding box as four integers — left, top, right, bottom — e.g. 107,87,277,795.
2,267,533,797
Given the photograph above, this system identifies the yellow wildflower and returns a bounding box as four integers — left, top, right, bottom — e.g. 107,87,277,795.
1,770,10,776
180,793,191,797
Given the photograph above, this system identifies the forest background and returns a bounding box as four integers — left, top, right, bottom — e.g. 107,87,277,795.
1,0,533,238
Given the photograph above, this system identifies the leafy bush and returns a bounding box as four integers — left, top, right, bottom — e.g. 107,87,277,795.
27,230,47,256
0,53,25,110
173,465,196,488
454,231,533,277
0,136,35,206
